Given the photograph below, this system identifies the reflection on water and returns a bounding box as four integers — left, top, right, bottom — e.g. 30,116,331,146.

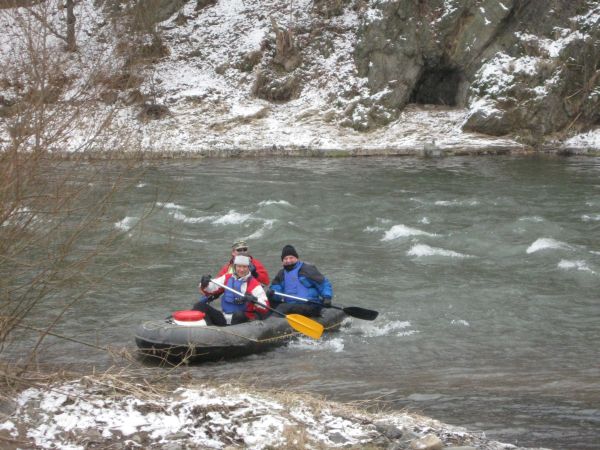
8,156,600,450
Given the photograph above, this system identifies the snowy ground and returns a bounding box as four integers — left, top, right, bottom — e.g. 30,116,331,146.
1,0,598,157
103,0,600,156
0,377,548,450
111,0,531,156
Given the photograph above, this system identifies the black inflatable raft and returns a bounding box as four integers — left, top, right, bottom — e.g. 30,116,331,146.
135,308,348,363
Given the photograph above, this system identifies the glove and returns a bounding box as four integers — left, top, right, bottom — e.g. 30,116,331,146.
200,275,211,289
266,289,275,301
250,264,258,279
323,297,332,307
234,294,256,305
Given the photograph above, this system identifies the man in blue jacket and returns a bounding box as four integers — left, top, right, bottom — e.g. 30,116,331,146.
267,245,333,317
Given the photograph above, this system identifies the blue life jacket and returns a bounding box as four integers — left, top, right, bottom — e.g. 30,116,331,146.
283,262,318,302
221,276,247,314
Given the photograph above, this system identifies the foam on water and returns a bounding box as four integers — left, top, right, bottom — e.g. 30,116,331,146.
558,259,596,274
519,216,545,222
258,200,292,207
171,209,255,226
2,207,39,227
359,320,413,337
381,225,436,241
365,217,393,233
407,244,471,258
451,319,470,326
171,211,214,224
157,202,185,210
434,199,479,207
397,329,420,337
212,210,251,225
288,336,345,352
526,237,572,254
245,219,275,239
581,214,600,222
114,216,137,231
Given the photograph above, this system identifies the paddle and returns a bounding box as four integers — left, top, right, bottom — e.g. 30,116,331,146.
273,291,379,321
208,278,324,340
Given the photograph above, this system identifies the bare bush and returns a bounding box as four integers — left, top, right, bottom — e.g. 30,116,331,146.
0,2,142,372
252,68,301,102
270,17,302,72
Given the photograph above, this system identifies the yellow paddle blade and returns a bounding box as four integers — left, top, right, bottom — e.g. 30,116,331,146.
286,314,324,340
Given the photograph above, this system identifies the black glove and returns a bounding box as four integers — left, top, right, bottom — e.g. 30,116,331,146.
200,275,211,289
243,293,257,304
266,289,275,301
250,263,258,279
323,297,332,307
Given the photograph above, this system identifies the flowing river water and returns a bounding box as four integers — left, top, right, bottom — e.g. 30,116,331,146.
9,156,600,449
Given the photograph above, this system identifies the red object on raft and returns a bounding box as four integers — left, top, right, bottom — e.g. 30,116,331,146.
172,310,205,322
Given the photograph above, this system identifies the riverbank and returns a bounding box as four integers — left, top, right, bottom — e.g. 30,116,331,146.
0,373,550,450
37,104,600,160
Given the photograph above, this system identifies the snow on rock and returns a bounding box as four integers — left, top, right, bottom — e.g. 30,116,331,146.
0,378,545,450
563,129,600,153
0,0,526,156
0,0,598,155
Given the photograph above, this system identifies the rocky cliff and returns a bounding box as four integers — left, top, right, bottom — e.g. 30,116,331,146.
1,0,599,155
353,0,600,144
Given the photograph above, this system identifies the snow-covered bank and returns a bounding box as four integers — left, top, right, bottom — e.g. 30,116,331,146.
2,0,599,158
0,378,548,450
118,103,533,157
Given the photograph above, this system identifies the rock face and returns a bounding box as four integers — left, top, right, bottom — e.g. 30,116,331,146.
1,0,598,153
352,0,600,141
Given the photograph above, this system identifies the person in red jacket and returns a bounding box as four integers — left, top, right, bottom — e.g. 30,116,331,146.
196,254,269,326
217,240,269,285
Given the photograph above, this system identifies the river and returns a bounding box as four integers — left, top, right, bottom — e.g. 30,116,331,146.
8,156,600,449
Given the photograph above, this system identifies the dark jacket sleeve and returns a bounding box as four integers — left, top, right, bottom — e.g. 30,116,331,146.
250,257,270,285
300,263,333,299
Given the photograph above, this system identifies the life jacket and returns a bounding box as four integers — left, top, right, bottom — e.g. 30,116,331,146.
283,262,316,302
221,274,261,314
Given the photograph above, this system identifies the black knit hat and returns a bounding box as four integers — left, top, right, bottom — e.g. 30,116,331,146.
281,244,299,260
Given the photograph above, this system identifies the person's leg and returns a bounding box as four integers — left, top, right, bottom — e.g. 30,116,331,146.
275,303,320,317
231,311,249,325
193,302,227,326
254,310,268,321
191,299,204,311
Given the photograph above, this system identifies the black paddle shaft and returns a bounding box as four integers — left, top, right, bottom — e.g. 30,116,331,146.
279,297,378,321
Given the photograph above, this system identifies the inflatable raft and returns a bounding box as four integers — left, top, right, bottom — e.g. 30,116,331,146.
135,308,348,363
